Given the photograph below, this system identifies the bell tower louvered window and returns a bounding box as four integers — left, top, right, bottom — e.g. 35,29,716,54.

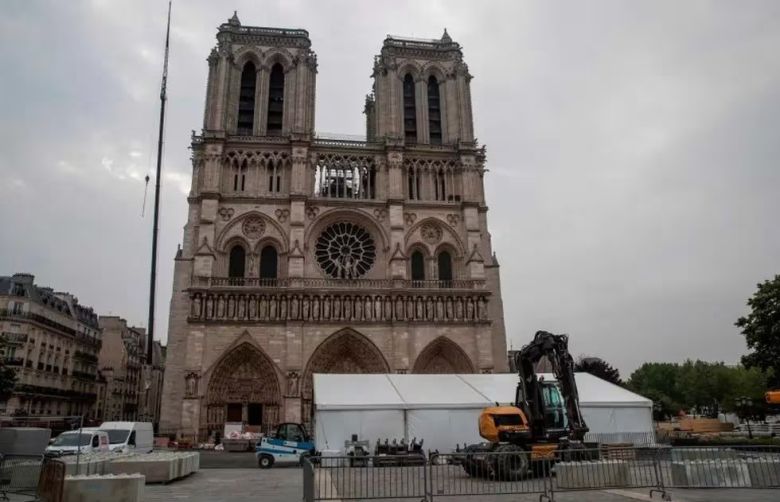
237,62,256,134
403,74,417,143
427,76,442,144
267,64,285,135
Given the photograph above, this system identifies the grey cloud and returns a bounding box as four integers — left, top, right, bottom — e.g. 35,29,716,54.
1,0,778,375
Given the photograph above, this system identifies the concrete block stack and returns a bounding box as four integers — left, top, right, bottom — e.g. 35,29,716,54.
106,451,199,483
670,460,751,487
63,473,145,502
556,460,629,488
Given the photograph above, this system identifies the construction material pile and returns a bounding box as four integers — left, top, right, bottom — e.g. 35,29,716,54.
373,438,425,466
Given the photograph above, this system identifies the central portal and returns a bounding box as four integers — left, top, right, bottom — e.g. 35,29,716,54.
206,342,281,436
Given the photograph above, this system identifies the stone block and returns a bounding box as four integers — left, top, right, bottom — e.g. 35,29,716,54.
556,460,628,488
746,458,780,488
670,460,750,488
63,473,145,502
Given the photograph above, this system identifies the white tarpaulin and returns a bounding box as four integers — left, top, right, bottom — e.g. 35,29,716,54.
313,373,654,453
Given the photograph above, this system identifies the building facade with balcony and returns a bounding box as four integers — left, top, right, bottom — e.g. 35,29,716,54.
97,317,143,422
159,13,508,440
0,273,101,418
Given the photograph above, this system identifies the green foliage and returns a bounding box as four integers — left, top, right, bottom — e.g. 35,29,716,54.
627,360,767,418
574,357,623,386
736,274,780,387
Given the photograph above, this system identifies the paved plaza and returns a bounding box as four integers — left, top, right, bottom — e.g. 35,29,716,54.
144,464,780,502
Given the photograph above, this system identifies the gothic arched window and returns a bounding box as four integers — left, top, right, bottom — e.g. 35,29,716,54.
237,62,256,134
233,159,247,192
411,251,426,282
267,63,285,135
437,251,453,283
427,75,442,144
259,245,278,280
228,245,246,278
403,74,417,143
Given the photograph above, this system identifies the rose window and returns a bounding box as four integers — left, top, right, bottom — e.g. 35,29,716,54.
315,222,376,279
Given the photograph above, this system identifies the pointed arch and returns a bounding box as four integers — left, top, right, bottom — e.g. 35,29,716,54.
403,73,417,142
215,211,288,254
228,244,246,278
204,340,282,432
437,250,453,282
237,62,257,134
410,249,426,281
405,217,466,258
259,244,278,279
266,63,285,134
412,336,476,374
427,75,442,144
301,329,390,423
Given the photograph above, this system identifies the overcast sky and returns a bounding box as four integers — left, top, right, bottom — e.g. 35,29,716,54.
1,0,778,375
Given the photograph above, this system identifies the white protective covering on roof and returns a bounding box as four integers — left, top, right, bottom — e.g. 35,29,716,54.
312,373,654,453
313,373,651,410
313,374,403,410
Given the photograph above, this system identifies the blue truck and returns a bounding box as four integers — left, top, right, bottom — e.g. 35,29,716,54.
255,422,316,468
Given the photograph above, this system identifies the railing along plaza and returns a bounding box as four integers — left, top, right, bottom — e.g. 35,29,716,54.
303,445,780,501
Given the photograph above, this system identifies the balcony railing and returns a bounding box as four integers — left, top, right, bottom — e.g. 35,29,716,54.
194,277,485,290
74,351,98,363
1,332,28,345
14,384,97,401
0,310,101,349
72,370,96,380
4,357,24,366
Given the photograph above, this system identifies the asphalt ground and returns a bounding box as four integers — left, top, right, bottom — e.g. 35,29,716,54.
144,453,780,502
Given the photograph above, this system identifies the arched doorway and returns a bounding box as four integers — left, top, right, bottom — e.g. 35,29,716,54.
301,329,390,426
205,342,281,437
412,336,476,374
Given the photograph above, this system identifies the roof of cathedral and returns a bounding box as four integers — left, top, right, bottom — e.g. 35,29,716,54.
217,12,310,47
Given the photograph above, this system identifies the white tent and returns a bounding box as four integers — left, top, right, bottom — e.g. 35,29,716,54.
313,373,654,454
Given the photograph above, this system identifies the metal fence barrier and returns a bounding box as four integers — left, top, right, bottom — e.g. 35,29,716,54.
302,445,780,501
0,454,65,502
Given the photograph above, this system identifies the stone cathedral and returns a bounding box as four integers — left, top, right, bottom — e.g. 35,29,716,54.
159,13,508,440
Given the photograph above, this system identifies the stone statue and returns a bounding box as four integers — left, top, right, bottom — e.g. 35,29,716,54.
287,371,300,396
185,373,199,398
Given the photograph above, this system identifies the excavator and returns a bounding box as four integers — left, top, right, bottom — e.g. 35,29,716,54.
462,330,590,480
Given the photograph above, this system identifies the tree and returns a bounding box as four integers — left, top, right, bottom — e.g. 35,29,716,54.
575,356,623,386
736,275,780,387
627,360,767,416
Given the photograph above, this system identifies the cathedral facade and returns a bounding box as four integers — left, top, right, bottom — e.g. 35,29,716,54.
159,13,508,440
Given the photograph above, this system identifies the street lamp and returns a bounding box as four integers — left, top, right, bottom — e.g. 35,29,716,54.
735,396,753,440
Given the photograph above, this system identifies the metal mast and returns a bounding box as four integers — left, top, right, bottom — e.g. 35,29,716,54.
147,1,172,364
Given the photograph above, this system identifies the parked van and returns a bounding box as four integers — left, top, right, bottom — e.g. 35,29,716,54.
98,422,154,453
45,428,110,456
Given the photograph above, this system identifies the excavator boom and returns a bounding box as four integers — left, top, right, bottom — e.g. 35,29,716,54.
514,331,588,442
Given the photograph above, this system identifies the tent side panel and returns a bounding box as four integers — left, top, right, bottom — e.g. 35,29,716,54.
314,409,405,452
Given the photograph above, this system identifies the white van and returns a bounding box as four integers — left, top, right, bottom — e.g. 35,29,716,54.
99,422,154,453
45,428,110,456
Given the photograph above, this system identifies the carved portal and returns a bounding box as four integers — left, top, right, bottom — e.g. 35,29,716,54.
412,337,476,374
301,330,390,425
205,342,281,433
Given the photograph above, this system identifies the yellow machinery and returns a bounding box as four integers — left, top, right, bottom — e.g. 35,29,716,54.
462,331,591,480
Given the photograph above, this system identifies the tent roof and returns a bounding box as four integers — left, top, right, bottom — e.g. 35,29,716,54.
313,373,651,411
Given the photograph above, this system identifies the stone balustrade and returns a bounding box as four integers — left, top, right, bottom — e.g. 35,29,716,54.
188,291,491,323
